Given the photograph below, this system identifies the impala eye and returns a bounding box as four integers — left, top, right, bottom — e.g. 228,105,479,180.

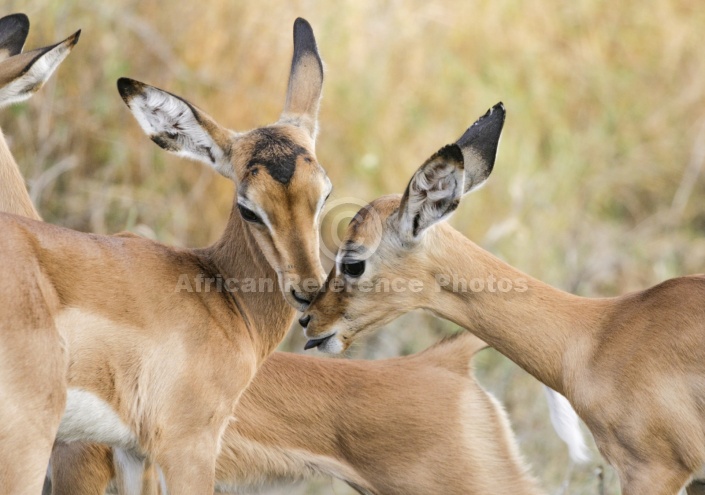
238,205,263,224
341,260,365,278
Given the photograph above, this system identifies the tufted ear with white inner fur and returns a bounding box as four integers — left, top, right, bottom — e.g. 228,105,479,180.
397,144,466,241
0,29,80,108
117,78,235,178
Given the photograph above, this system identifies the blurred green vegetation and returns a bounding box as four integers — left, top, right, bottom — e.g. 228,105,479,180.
3,1,704,493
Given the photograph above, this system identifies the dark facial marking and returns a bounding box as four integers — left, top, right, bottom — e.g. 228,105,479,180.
247,127,308,184
347,204,375,238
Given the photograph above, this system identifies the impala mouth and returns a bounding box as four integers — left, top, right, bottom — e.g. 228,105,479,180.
304,334,333,350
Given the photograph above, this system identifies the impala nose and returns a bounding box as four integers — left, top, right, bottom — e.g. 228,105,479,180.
299,314,311,328
304,334,332,350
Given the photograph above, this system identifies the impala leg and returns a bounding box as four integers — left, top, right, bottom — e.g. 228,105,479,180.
687,480,705,495
619,463,692,495
50,442,113,495
0,323,66,494
155,433,219,495
140,457,162,495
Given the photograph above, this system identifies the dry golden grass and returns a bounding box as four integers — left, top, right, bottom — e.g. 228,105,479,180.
3,1,705,493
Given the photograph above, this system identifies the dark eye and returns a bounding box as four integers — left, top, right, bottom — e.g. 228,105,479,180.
238,205,263,224
341,260,365,278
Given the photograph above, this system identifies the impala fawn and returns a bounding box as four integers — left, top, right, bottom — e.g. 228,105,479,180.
50,335,553,495
300,103,705,494
0,18,331,494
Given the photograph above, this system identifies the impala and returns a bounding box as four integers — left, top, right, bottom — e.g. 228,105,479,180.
300,103,705,495
0,18,330,495
51,334,551,495
0,13,79,493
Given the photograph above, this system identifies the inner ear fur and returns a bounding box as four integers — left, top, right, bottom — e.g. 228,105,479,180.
397,144,465,240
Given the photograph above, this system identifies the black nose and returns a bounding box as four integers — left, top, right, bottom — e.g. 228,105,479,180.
304,334,332,350
299,314,311,328
291,289,312,306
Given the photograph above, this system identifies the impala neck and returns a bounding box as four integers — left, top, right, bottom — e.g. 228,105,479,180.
425,226,609,393
0,128,41,220
204,201,295,361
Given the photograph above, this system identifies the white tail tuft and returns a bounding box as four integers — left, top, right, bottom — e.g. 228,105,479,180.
543,386,591,463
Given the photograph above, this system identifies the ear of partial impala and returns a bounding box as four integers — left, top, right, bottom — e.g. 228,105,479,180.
0,13,79,221
0,17,79,107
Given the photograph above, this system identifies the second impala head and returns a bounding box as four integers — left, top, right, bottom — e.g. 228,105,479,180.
117,18,329,310
300,103,507,352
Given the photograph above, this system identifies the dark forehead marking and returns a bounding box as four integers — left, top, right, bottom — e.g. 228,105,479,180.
246,127,308,185
347,204,375,237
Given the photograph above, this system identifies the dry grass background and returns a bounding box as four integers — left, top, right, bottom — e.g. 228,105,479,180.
3,0,705,493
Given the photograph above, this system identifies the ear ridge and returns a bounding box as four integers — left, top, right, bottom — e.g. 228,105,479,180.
0,13,30,61
281,18,324,139
117,77,234,177
0,30,80,108
398,143,465,240
455,102,505,193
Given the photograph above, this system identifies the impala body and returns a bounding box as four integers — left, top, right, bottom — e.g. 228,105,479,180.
0,13,80,492
300,104,705,495
0,18,330,495
50,335,547,495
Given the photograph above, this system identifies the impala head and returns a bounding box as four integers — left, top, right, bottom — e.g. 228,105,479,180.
0,13,80,108
118,18,329,310
300,103,506,352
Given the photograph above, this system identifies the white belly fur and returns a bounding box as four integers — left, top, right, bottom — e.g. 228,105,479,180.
57,388,138,449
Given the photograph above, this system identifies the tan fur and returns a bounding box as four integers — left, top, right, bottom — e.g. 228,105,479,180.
0,17,79,493
54,334,547,495
49,443,114,495
303,118,705,493
0,129,41,220
0,19,329,494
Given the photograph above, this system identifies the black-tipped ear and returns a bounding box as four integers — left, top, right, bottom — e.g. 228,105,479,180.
117,77,235,177
0,30,80,108
455,102,505,193
397,144,465,241
281,18,324,139
0,13,29,61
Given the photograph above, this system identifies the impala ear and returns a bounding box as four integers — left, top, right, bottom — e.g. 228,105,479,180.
117,78,235,178
0,30,80,108
0,13,29,62
280,18,324,141
455,102,505,193
397,144,465,241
